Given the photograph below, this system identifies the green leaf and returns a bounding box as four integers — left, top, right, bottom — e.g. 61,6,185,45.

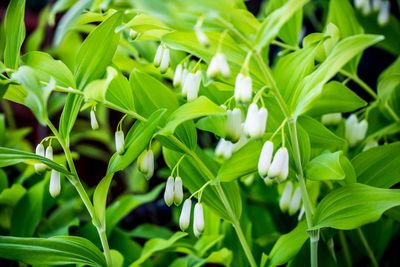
266,221,308,267
294,34,384,115
313,183,400,230
106,72,135,112
59,94,84,142
254,0,308,51
0,184,26,206
196,115,226,138
21,51,76,88
377,74,400,119
130,232,188,267
158,96,225,136
11,180,45,237
305,151,345,181
3,0,26,69
0,235,106,266
218,140,263,182
75,11,122,89
106,184,164,235
352,142,400,188
130,69,178,118
0,147,71,175
9,66,52,125
306,81,367,116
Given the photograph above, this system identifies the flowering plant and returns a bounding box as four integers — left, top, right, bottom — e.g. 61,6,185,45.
0,0,399,266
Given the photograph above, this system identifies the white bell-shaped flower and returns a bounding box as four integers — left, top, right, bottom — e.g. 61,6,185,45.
45,145,53,160
345,114,368,147
226,108,242,143
258,141,274,177
268,147,289,181
288,187,302,216
378,1,390,26
173,64,183,87
159,47,170,74
174,176,184,205
354,0,366,9
179,199,192,231
90,110,99,130
321,113,342,125
234,73,252,104
164,176,175,207
195,29,210,47
34,143,46,173
244,104,268,138
154,45,164,67
183,70,202,102
193,202,204,237
361,0,371,15
49,170,61,198
115,130,125,154
207,53,230,78
138,149,154,179
372,0,381,11
279,181,293,212
215,138,233,159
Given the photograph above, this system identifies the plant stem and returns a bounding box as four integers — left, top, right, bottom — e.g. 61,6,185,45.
339,231,352,267
357,228,379,267
46,119,112,266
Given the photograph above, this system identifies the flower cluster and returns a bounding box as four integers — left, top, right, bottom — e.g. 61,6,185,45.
179,199,204,238
279,181,303,217
258,141,289,184
354,0,390,26
154,44,170,74
345,114,368,147
35,143,61,198
164,176,183,206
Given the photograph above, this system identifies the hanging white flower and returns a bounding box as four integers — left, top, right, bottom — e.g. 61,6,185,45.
378,1,390,26
193,202,204,237
226,108,242,143
115,130,125,154
321,113,342,125
288,187,302,216
164,176,175,207
138,149,154,179
345,114,368,147
90,110,99,130
183,70,202,102
268,147,289,182
244,104,268,138
34,143,46,173
174,176,184,206
173,64,183,87
215,138,233,159
45,145,53,160
234,73,252,104
179,199,192,231
207,53,230,78
159,47,170,74
49,170,61,198
258,141,274,178
279,181,294,213
154,45,164,67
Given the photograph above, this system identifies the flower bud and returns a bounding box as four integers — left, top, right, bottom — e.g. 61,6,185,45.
154,45,164,67
234,73,252,104
193,202,204,237
173,64,183,87
356,119,368,141
378,1,390,26
90,110,99,130
268,147,289,181
207,53,230,78
195,29,210,47
34,144,46,173
159,47,170,74
115,130,125,154
215,138,233,159
321,113,342,125
129,29,138,40
279,181,293,212
179,199,191,231
174,176,184,205
49,170,61,198
244,104,268,138
345,115,368,147
184,71,202,102
258,141,274,177
164,176,175,207
226,108,242,143
288,187,302,216
138,149,154,179
45,145,53,161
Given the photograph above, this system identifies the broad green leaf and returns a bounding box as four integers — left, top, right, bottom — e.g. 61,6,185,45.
9,66,52,125
3,0,26,69
254,0,308,51
59,94,84,142
313,183,400,230
266,221,308,267
294,34,384,115
110,250,124,267
377,74,400,119
298,116,345,150
158,96,225,136
306,81,367,116
130,232,188,267
0,235,106,266
106,184,164,235
130,69,178,118
53,0,92,47
106,72,135,112
10,180,45,237
218,140,263,182
0,147,71,175
21,51,75,88
352,142,400,188
0,184,26,206
196,115,226,138
305,151,345,181
75,11,122,89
